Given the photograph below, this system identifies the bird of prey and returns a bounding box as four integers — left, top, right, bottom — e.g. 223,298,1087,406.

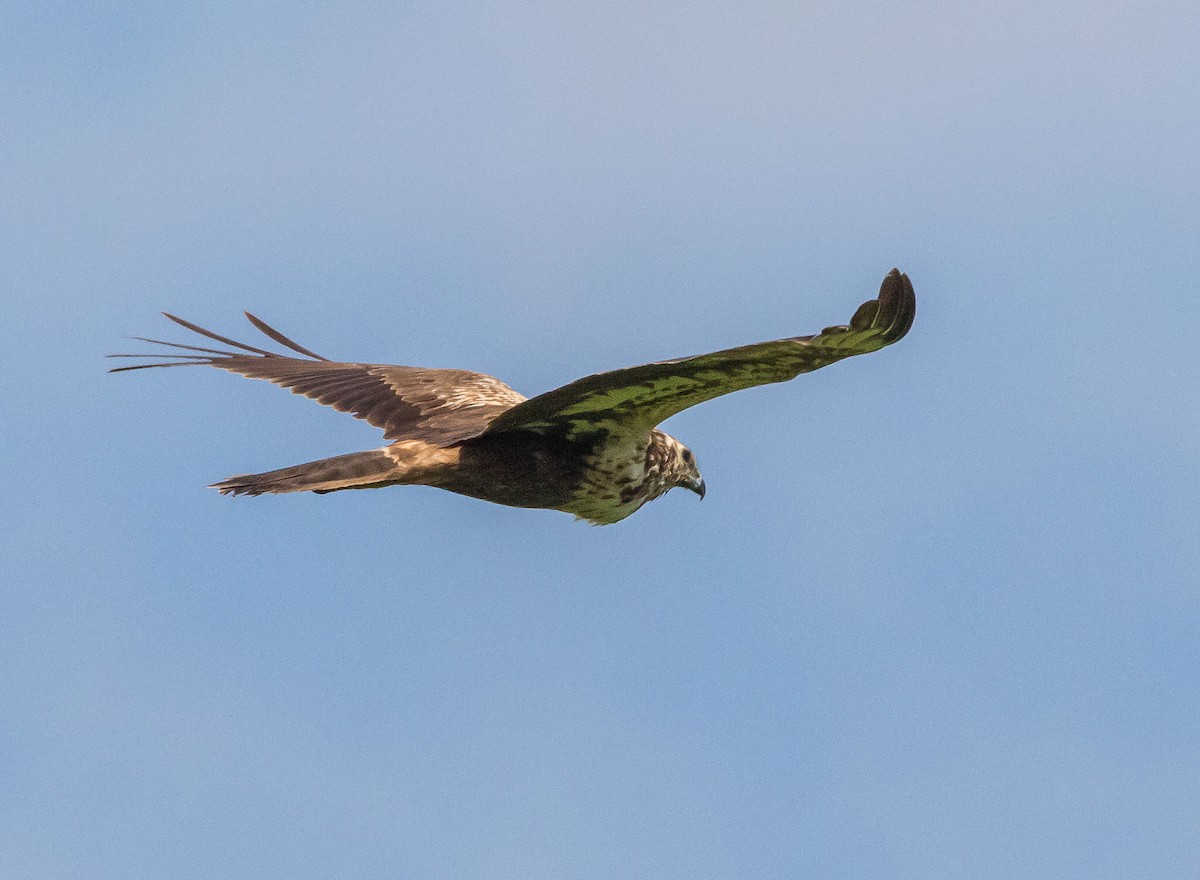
110,269,915,524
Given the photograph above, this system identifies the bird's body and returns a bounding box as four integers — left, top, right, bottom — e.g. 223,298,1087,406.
206,425,687,525
111,270,915,524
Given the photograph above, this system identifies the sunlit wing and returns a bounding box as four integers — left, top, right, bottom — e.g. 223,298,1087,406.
484,269,915,438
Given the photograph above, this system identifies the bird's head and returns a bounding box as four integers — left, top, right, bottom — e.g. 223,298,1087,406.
658,433,705,500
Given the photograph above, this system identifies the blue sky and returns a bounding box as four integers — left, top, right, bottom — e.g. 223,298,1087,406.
3,2,1198,877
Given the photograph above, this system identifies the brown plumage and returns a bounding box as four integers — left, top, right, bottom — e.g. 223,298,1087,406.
110,269,915,524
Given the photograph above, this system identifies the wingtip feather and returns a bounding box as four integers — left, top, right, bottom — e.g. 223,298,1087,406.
161,312,277,356
243,312,330,361
870,268,915,343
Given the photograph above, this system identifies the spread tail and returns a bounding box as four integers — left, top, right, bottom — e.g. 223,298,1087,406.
211,449,399,496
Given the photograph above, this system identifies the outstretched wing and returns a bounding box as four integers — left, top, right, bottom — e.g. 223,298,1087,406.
484,269,915,438
109,313,526,445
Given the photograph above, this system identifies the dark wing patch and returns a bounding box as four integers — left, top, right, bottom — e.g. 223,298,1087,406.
484,268,915,438
109,313,526,445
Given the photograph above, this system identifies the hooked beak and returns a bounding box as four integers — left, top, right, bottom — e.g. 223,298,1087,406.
682,476,706,500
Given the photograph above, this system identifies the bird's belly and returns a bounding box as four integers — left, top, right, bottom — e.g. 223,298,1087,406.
560,438,656,525
440,432,591,512
443,431,653,524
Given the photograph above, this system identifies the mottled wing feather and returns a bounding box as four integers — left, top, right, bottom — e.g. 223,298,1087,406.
485,269,915,437
205,360,525,443
109,313,526,445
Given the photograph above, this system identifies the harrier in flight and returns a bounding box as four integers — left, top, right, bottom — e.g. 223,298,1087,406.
111,269,915,524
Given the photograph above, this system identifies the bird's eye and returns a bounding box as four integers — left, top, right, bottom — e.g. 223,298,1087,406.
682,449,693,463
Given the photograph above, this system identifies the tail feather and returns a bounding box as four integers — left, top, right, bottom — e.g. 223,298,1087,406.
211,449,399,496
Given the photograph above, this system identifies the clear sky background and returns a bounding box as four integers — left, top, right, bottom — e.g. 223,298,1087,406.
3,2,1198,878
